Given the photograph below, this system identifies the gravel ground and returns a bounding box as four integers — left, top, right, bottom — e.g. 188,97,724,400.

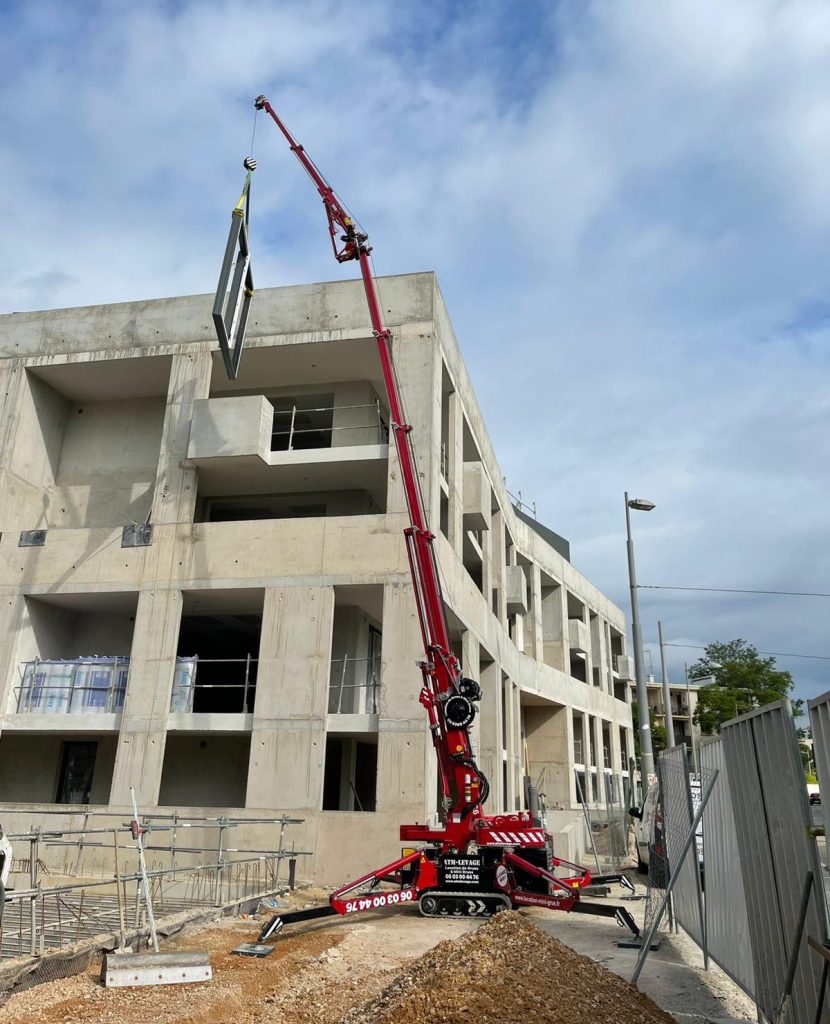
0,895,754,1024
337,911,675,1024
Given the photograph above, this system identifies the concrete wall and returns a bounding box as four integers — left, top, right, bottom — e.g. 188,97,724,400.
158,735,250,807
51,397,165,528
0,272,634,879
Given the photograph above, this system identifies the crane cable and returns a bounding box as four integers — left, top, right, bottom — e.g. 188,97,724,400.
233,105,260,225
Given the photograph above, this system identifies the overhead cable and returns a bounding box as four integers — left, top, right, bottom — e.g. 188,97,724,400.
664,642,830,662
637,585,830,599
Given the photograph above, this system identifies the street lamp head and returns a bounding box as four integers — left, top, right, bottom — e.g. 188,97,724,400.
628,498,656,512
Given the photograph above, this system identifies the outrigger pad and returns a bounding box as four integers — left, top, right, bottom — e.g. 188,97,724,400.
231,943,274,958
212,211,254,380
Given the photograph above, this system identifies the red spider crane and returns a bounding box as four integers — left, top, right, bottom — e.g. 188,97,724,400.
250,96,637,938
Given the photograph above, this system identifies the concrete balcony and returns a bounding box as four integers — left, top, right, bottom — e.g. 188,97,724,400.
188,396,389,500
568,618,590,655
462,461,490,532
506,565,528,615
614,654,635,681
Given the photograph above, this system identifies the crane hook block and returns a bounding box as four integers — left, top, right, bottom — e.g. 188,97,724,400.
243,157,257,172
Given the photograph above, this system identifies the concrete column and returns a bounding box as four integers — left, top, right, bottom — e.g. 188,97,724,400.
0,362,25,526
0,594,25,729
540,580,564,671
110,588,182,805
580,712,592,803
524,703,570,811
593,716,605,805
480,515,493,615
461,630,480,757
609,720,622,804
476,659,502,812
246,586,334,809
589,614,601,688
152,350,212,525
530,564,543,663
386,328,439,521
376,581,429,819
504,676,518,811
490,510,507,625
446,391,464,552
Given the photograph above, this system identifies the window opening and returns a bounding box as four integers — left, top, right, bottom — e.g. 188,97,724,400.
56,741,97,804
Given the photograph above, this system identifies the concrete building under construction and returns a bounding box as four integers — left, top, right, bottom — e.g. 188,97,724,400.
0,272,634,881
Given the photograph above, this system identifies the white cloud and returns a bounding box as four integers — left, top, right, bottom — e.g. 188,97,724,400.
1,0,828,700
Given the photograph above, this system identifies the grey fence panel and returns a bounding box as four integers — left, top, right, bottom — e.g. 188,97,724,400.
809,690,830,808
658,745,703,947
722,701,829,1024
699,738,756,999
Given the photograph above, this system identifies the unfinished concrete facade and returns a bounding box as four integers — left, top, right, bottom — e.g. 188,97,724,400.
0,272,634,881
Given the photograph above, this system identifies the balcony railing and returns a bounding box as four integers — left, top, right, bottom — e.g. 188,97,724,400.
328,656,380,715
271,401,388,452
603,745,612,769
170,656,257,714
15,658,128,714
573,738,584,764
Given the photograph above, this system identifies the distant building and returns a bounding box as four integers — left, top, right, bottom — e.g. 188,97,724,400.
645,676,701,761
0,272,634,879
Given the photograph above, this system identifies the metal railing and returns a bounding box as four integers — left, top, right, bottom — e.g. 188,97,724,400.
271,400,388,452
14,659,128,715
573,738,584,764
170,656,257,714
440,441,449,480
328,656,380,715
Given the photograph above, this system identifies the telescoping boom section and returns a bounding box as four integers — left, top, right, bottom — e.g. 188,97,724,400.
251,95,638,937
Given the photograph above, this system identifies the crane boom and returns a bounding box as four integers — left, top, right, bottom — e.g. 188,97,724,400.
255,95,487,837
246,96,639,942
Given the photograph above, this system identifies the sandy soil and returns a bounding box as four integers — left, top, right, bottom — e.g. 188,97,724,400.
0,896,751,1024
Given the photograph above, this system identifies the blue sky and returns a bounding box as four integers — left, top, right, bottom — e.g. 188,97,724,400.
1,0,829,705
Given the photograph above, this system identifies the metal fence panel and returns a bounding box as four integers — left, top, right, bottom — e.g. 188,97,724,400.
658,746,704,947
809,690,830,813
722,701,829,1024
699,737,756,999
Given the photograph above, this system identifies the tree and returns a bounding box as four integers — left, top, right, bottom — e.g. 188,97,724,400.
690,639,802,734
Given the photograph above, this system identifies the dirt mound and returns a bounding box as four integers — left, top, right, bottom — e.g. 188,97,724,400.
337,911,675,1024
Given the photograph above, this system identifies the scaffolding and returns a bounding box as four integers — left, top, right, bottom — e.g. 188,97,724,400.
0,811,309,961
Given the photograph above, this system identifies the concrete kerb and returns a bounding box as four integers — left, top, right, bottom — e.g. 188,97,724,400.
0,883,285,1003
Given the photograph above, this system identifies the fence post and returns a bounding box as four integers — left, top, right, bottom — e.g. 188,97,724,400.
632,768,719,984
574,770,602,875
29,830,39,956
275,815,286,892
214,818,227,906
243,653,251,713
287,404,297,450
74,810,89,877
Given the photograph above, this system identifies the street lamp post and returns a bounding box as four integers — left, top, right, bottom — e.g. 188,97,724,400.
658,620,676,748
625,492,656,792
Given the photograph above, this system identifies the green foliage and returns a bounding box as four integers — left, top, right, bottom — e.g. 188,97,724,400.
691,639,802,734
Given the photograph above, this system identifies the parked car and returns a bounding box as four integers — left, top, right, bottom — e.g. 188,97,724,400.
808,784,821,806
629,781,662,875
